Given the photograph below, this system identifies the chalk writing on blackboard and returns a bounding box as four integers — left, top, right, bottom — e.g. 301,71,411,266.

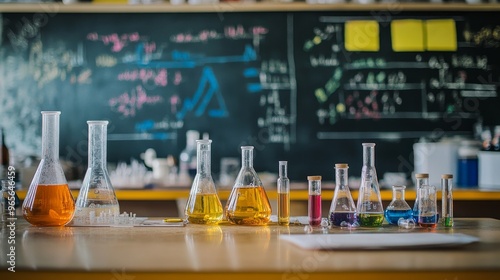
108,85,162,118
176,66,228,120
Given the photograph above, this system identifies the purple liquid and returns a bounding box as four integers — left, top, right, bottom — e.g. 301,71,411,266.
330,212,357,226
308,194,322,226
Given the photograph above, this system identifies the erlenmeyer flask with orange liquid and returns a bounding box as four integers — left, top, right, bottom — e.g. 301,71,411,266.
225,146,271,225
22,111,75,226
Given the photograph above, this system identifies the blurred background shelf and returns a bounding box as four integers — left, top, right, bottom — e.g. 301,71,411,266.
1,2,500,13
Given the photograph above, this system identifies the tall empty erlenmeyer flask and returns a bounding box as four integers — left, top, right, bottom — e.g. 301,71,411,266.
225,146,271,225
356,143,384,227
74,121,119,225
22,111,75,226
185,139,223,225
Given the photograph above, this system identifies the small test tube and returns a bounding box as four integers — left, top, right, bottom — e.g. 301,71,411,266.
277,161,290,226
307,176,322,227
441,174,454,227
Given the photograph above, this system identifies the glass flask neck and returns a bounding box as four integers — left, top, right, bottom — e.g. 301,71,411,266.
279,161,288,178
241,146,254,168
41,111,61,161
196,139,212,176
362,143,375,167
87,121,108,169
335,166,348,189
392,186,406,201
308,176,322,195
415,177,429,190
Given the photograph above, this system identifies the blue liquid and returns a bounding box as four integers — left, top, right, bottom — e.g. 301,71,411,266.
414,212,439,223
418,215,437,224
330,212,357,226
384,209,413,225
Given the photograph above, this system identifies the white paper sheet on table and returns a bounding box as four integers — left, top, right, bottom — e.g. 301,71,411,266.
280,233,479,250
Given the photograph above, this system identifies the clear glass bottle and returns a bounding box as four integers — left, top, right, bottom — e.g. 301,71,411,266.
185,139,223,225
179,130,200,184
356,143,384,227
22,111,75,226
74,121,119,225
277,161,290,226
441,174,454,227
418,185,438,228
225,146,271,225
412,173,429,222
308,176,322,227
329,164,357,227
384,185,413,225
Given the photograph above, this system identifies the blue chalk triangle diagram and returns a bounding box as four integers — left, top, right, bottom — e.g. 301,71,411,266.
177,66,228,120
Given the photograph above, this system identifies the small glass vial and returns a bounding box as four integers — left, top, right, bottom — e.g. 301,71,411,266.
384,186,413,225
74,121,119,225
185,139,223,225
225,146,272,225
329,164,357,227
412,173,429,222
22,111,75,226
441,174,454,227
417,185,438,228
308,176,322,227
277,161,290,226
357,143,384,227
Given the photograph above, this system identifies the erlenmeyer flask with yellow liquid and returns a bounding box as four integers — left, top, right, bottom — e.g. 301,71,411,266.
225,146,271,225
185,139,223,224
22,111,75,226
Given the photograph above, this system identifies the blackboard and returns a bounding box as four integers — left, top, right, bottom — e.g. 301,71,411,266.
1,10,499,181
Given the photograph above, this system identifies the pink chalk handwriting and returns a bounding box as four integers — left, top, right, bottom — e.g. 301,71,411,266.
108,85,162,117
118,69,168,87
174,71,182,85
87,32,141,52
170,94,180,114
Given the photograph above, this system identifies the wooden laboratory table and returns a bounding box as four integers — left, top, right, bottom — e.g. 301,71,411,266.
1,218,499,280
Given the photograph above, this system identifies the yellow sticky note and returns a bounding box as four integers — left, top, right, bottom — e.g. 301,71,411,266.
345,21,379,52
391,19,425,52
425,19,457,51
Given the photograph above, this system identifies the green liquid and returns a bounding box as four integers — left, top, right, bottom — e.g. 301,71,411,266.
358,213,384,227
443,217,454,227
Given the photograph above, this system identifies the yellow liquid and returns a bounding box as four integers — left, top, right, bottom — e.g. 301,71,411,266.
278,192,290,226
23,184,75,226
186,193,223,225
225,186,272,226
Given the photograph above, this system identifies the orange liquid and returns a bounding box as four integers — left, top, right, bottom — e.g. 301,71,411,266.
23,184,75,226
225,186,272,226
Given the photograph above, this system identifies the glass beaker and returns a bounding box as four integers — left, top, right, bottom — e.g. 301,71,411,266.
329,164,357,227
225,146,271,225
308,176,322,227
417,185,438,228
22,111,75,226
74,121,119,225
185,139,223,225
412,173,429,222
356,143,384,227
277,161,290,226
384,185,413,225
